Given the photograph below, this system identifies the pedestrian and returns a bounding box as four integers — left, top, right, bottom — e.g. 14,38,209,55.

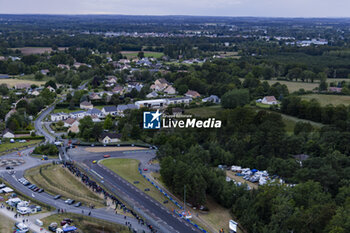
82,210,84,214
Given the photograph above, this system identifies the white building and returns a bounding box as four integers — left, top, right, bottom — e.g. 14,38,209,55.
261,96,278,105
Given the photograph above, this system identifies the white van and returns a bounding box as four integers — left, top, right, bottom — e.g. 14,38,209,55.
35,219,43,226
15,222,29,233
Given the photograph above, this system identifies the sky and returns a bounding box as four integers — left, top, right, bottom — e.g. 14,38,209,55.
0,0,349,18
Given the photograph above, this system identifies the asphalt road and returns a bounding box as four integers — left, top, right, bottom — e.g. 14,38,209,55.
71,148,200,233
0,170,149,232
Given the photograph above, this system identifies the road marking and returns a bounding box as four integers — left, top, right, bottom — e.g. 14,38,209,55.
91,169,104,179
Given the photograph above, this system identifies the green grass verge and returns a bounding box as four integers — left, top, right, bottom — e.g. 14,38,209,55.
100,158,178,210
0,140,42,154
25,164,105,208
41,213,130,233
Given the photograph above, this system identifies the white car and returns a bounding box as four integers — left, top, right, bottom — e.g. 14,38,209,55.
15,222,29,233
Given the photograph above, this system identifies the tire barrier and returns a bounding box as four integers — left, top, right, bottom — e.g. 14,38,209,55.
63,162,157,233
173,210,208,233
138,168,183,209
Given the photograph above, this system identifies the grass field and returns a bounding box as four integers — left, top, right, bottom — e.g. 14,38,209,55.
41,213,130,233
25,164,105,208
266,80,319,92
100,159,178,210
301,94,350,106
121,51,164,59
0,213,16,233
0,78,45,87
53,108,83,114
11,47,67,55
185,105,223,118
0,140,42,154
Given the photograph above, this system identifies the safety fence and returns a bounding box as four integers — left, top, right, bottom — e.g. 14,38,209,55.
138,168,209,233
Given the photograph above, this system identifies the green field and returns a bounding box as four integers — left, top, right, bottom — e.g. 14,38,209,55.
25,164,105,208
121,51,164,59
53,108,83,114
301,94,350,106
0,140,42,154
42,213,130,233
185,105,223,118
101,159,178,209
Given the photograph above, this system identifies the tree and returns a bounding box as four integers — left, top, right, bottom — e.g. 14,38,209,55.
34,72,44,81
103,115,113,130
138,51,144,59
221,89,250,109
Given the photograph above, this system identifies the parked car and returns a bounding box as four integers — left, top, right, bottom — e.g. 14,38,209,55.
67,199,75,205
53,195,61,200
74,202,81,207
6,166,13,170
64,199,72,204
33,187,40,192
143,168,148,171
38,188,44,193
103,155,110,158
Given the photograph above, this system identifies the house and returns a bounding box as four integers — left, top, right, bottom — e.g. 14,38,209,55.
106,76,117,84
261,96,278,105
202,95,221,104
46,86,55,92
101,106,118,116
15,83,31,90
135,99,168,109
185,90,201,98
89,93,102,100
329,87,342,93
151,78,169,91
57,64,70,70
164,85,176,95
146,91,158,98
64,118,79,128
40,69,49,75
100,132,121,144
31,90,40,96
50,113,69,122
166,97,192,105
80,101,93,110
112,85,124,94
70,110,86,119
116,104,138,116
68,124,80,134
86,108,103,118
2,129,15,138
91,115,102,122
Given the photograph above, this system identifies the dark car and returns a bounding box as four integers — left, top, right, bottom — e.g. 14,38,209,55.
144,188,150,191
27,184,34,189
33,187,40,192
24,182,31,186
30,185,37,190
67,199,75,205
5,166,13,170
74,202,81,207
38,188,44,193
54,195,61,200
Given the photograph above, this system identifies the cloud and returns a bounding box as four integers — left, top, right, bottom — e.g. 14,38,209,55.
0,0,350,17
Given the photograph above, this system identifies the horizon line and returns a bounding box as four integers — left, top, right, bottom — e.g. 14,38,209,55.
0,13,350,19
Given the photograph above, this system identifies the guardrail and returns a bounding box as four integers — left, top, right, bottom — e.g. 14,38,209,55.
138,167,209,233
